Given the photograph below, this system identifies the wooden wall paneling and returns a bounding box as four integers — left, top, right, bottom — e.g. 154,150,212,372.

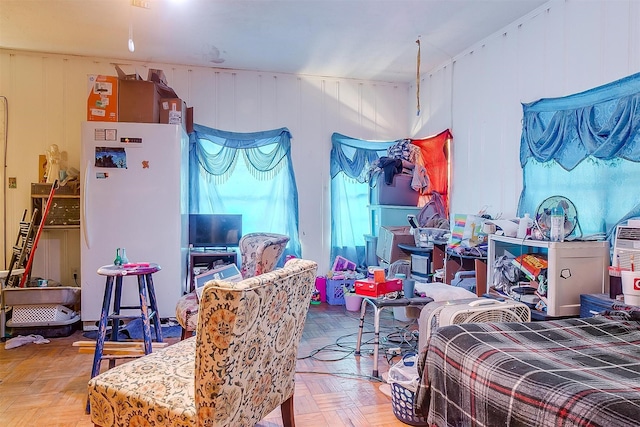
631,1,640,73
234,71,261,132
295,76,327,265
188,67,217,128
215,71,237,130
257,74,278,129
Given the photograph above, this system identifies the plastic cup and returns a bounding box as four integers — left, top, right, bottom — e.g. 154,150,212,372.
403,279,415,298
621,270,640,305
373,268,385,283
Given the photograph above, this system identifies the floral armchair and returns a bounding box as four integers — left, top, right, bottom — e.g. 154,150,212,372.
238,232,290,278
88,258,318,427
175,232,290,339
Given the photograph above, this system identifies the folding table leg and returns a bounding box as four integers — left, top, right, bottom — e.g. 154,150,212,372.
354,297,368,356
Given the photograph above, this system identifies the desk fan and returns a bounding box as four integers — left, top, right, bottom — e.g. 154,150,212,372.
422,299,531,346
533,195,582,240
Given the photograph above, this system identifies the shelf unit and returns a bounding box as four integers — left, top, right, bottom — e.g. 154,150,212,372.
31,183,80,229
487,235,610,317
30,183,81,287
368,204,421,237
188,249,238,292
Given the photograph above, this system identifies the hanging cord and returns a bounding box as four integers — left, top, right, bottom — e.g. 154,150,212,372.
416,37,421,116
1,95,8,269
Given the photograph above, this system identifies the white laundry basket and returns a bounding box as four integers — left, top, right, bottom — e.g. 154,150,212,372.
9,304,76,325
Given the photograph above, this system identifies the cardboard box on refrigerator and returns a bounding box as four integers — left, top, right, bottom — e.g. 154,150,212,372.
376,225,414,264
159,98,187,130
186,107,194,133
87,75,118,121
118,79,162,123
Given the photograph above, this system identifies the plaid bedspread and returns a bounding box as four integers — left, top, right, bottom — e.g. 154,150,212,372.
415,314,640,427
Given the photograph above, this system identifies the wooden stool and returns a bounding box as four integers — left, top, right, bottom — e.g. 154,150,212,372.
86,262,163,412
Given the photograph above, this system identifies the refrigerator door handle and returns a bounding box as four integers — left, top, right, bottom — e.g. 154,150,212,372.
82,159,92,249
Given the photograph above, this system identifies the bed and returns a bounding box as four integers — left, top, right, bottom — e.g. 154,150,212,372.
415,309,640,427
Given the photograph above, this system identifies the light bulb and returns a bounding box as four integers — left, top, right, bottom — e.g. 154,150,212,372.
128,21,135,52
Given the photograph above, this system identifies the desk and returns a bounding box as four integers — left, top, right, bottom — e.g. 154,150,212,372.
398,244,432,281
354,295,433,377
444,248,486,289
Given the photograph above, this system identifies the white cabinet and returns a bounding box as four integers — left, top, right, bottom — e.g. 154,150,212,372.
487,235,610,317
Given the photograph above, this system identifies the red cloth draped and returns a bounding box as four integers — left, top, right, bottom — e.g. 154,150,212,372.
410,129,451,216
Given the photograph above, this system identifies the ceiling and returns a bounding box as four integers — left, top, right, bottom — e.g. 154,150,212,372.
0,0,548,83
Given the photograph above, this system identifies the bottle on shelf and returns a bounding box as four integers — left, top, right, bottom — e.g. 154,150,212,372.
120,248,129,264
114,248,122,266
517,213,532,239
550,206,565,242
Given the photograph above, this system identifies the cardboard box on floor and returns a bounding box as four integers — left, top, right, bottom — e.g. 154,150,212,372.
376,226,414,264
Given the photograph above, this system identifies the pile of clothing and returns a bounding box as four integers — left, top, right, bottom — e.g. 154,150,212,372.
370,139,430,196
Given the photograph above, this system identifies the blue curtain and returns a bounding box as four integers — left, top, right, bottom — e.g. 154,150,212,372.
189,124,301,259
330,133,396,267
519,72,640,239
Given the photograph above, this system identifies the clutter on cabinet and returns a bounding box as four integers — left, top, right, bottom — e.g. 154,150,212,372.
31,182,80,228
448,213,489,257
367,139,429,208
487,234,608,318
376,226,415,265
317,255,366,306
533,195,581,241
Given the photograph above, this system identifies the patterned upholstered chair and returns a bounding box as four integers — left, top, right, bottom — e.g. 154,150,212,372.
175,232,290,339
88,258,318,427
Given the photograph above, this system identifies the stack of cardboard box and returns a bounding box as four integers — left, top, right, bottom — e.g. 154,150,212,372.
87,66,193,132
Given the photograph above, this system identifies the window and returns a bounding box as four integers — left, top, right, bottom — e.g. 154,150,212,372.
189,124,300,258
519,72,640,240
330,133,395,267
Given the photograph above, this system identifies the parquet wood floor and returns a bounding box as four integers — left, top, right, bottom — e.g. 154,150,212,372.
0,303,420,426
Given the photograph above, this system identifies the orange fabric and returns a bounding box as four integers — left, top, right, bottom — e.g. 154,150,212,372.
410,129,451,216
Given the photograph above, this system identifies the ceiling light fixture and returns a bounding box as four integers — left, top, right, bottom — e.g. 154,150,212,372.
416,36,421,116
128,0,149,53
128,22,135,52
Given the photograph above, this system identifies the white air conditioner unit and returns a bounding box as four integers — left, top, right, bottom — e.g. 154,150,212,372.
418,298,531,350
613,225,640,270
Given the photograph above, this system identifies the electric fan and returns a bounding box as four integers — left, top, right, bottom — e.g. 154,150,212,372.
419,298,531,350
533,195,582,240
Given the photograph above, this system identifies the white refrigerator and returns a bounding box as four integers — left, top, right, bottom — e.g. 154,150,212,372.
80,121,189,330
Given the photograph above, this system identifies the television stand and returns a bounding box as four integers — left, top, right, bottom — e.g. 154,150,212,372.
188,248,238,292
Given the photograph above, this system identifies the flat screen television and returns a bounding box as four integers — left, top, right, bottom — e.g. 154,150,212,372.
189,214,242,248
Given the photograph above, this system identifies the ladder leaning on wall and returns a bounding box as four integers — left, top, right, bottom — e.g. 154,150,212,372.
1,209,38,339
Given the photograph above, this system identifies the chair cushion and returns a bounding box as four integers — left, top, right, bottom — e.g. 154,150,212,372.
88,337,197,427
175,291,199,332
